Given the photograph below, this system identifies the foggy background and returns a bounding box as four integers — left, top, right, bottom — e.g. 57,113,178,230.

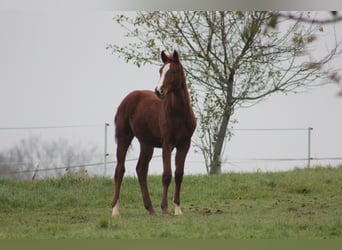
0,10,341,178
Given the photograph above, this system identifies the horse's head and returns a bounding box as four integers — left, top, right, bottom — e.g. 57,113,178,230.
155,50,185,99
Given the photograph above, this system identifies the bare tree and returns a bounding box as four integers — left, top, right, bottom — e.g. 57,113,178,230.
0,136,98,179
108,11,341,174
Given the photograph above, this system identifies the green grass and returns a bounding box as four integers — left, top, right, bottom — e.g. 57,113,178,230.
0,166,342,239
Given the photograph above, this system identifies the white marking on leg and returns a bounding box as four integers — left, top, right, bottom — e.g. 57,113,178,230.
156,63,170,92
174,203,183,216
112,201,120,217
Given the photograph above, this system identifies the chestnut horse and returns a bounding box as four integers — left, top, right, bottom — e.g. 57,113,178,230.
112,50,196,217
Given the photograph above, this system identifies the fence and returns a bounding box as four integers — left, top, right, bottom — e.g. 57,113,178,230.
1,124,341,179
230,127,314,167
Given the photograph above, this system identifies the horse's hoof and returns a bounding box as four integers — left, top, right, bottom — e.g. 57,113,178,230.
112,203,120,217
162,210,170,217
111,211,120,218
174,204,183,216
112,210,120,217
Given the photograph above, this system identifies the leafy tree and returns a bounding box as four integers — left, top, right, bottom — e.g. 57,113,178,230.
108,11,341,174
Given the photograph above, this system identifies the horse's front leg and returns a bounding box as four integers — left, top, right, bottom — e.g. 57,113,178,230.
174,141,191,216
161,143,173,216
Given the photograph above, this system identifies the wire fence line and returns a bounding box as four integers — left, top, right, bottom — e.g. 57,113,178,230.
0,125,309,130
0,124,103,130
225,157,342,162
1,156,342,177
1,124,341,178
0,155,162,176
231,128,311,131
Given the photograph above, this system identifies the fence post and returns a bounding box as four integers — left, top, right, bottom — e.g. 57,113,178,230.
32,161,40,180
308,127,313,168
104,123,109,176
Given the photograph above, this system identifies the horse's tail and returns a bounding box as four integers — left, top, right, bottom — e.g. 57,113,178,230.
114,97,134,146
114,112,119,143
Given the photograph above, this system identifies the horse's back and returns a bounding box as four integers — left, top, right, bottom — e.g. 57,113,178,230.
116,90,156,114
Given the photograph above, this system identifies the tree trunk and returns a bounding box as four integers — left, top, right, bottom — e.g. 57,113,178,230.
209,74,234,175
209,108,231,175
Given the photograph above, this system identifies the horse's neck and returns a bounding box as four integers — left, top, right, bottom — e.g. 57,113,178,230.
164,87,192,116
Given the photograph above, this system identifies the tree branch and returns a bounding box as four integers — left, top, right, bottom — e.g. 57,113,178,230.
272,11,342,25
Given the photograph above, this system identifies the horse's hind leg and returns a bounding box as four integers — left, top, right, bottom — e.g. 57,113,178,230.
136,143,156,215
112,134,133,217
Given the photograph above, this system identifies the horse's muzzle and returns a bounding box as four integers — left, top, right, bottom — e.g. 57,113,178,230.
154,87,164,99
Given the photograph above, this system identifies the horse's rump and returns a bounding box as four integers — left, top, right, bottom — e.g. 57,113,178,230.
115,90,162,147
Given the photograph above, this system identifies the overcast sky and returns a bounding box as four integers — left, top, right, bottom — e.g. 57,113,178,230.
0,11,341,176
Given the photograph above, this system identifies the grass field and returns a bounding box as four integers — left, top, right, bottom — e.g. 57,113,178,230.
0,166,342,239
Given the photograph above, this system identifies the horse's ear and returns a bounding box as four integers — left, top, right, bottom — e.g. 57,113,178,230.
173,50,179,62
161,51,168,63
